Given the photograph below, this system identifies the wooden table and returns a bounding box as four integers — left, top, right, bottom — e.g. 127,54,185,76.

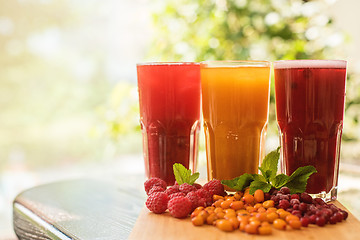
13,179,360,240
13,179,145,240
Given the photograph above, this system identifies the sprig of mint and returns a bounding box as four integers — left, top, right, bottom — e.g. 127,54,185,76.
221,147,317,194
173,163,199,185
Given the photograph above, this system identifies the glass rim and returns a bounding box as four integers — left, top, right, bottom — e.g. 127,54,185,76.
136,62,199,66
273,59,347,69
200,60,270,68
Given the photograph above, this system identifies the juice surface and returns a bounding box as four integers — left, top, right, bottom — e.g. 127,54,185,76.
275,66,346,194
201,64,270,181
137,63,201,185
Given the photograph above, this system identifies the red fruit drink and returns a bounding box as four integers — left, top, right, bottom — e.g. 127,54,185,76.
137,63,201,185
274,60,347,201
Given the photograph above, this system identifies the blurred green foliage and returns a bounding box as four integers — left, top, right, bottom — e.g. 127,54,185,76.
149,0,360,141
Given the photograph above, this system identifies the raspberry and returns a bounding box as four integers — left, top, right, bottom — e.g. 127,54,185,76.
148,186,165,196
144,178,167,195
193,183,202,189
179,183,197,194
145,192,168,214
195,189,212,206
169,192,186,200
168,196,192,218
186,191,200,210
203,179,225,196
164,185,180,195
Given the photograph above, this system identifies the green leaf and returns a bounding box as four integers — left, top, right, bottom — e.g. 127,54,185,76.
272,174,289,189
221,173,254,191
285,166,317,194
252,174,267,182
173,163,200,185
189,172,200,185
173,163,190,185
259,147,280,180
249,180,272,195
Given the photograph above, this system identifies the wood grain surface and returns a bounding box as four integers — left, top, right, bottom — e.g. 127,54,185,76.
13,178,145,240
129,201,360,240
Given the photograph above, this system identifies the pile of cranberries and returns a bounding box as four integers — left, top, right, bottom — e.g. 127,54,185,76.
267,187,348,227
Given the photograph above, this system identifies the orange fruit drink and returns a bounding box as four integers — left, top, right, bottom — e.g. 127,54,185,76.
200,61,271,181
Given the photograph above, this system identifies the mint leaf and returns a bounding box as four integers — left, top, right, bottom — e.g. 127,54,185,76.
285,166,317,194
189,172,200,185
272,174,289,188
221,173,254,191
173,163,190,185
249,180,272,194
259,147,280,181
252,174,267,182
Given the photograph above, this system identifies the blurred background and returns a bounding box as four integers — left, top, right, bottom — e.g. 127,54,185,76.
1,0,360,238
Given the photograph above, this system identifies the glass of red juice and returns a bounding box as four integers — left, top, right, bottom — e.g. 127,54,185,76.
274,60,347,201
136,62,201,186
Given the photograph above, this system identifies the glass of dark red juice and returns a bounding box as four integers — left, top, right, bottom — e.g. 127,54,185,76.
274,60,347,201
136,62,201,186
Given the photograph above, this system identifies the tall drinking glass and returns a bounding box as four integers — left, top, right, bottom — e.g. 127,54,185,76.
274,60,347,201
137,62,201,186
200,61,271,182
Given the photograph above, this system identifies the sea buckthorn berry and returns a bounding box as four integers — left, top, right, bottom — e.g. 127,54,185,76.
198,210,209,220
266,212,279,223
229,217,240,229
221,200,233,209
243,194,255,204
192,215,204,226
225,208,236,215
256,213,267,222
216,211,226,219
224,213,237,220
234,192,243,200
262,200,274,209
213,199,224,208
273,219,287,230
206,213,217,225
257,207,266,213
278,210,291,220
225,196,235,201
254,189,265,203
237,215,250,223
239,221,247,232
285,214,300,223
214,207,223,213
258,226,272,235
289,219,302,229
246,206,256,213
254,203,263,209
216,219,234,232
213,195,224,201
266,207,277,213
236,209,249,216
244,188,250,196
244,223,258,234
230,201,244,210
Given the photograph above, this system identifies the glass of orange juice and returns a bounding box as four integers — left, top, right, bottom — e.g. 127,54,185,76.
200,61,271,181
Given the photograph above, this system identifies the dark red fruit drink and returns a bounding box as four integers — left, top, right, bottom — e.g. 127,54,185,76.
274,60,347,200
137,63,201,185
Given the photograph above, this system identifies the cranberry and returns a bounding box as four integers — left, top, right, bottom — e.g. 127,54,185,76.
314,197,326,205
309,215,317,224
290,199,300,206
301,217,310,227
264,193,271,201
340,210,349,220
290,194,300,200
334,212,343,222
300,192,313,204
279,187,291,195
279,199,290,209
329,216,337,224
299,203,307,212
316,216,326,227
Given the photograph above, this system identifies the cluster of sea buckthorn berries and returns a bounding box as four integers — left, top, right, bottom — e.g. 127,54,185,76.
190,187,348,235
